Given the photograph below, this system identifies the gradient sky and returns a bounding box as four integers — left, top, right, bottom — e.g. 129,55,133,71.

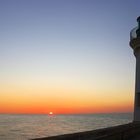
0,0,140,114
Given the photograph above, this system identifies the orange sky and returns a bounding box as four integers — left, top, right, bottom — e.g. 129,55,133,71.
0,82,134,114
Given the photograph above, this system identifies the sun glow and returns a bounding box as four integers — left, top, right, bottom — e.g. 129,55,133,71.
49,112,53,115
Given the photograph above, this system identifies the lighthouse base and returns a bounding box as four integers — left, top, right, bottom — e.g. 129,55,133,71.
134,93,140,122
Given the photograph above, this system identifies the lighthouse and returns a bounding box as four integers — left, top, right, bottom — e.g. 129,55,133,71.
130,16,140,122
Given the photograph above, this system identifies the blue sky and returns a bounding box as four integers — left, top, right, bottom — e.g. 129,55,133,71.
0,0,140,113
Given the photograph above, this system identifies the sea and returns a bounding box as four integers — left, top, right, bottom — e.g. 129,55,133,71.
0,113,133,140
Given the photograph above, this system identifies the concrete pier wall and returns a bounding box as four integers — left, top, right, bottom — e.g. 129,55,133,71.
32,122,140,140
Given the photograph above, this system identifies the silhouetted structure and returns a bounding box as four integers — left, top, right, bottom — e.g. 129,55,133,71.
130,16,140,122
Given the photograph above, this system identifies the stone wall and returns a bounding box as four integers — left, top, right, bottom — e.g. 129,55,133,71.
32,122,140,140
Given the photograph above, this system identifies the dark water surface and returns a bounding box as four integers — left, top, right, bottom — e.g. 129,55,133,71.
0,113,133,140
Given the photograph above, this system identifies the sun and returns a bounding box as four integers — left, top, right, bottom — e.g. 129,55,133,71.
49,112,53,115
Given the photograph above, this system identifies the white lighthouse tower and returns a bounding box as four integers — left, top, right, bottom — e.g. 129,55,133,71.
130,16,140,122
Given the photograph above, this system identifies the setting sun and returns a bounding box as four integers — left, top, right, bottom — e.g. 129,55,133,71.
49,112,53,115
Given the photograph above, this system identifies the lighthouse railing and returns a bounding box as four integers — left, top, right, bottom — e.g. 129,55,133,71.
130,27,138,40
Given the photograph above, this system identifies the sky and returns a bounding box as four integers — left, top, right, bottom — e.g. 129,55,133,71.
0,0,140,114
